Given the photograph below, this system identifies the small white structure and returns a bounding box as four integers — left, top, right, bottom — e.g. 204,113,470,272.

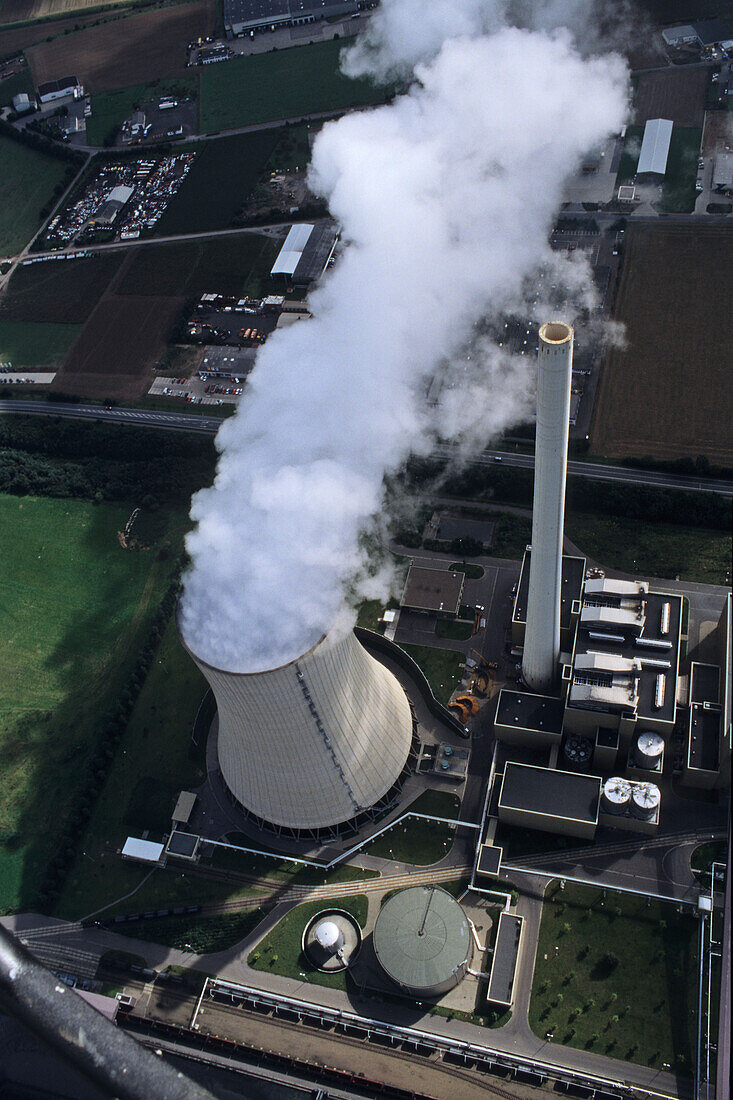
121,837,164,864
637,118,673,178
631,782,661,820
314,920,344,953
601,777,633,816
12,92,32,113
522,322,574,692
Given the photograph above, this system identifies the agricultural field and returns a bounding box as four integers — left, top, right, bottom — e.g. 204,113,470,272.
155,129,283,236
633,67,710,128
0,495,184,913
0,0,133,20
85,75,198,146
54,293,185,399
591,225,733,465
0,253,123,323
117,233,280,298
0,319,81,367
0,134,71,256
27,0,216,94
199,37,392,133
529,881,698,1073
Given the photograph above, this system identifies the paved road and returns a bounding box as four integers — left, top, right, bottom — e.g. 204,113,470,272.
4,400,732,498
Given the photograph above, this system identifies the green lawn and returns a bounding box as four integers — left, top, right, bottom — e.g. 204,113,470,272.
565,511,730,585
490,513,531,560
397,643,464,705
0,69,35,109
0,319,81,368
529,882,698,1073
86,76,197,147
365,790,460,865
0,135,71,255
0,496,185,913
249,894,368,991
207,844,378,887
112,905,270,953
434,618,473,641
200,37,392,133
448,562,484,579
657,128,702,214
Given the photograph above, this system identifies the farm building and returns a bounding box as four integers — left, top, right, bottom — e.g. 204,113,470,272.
224,0,361,38
12,93,34,114
661,25,698,48
93,185,134,226
270,222,338,285
636,118,673,179
37,76,82,104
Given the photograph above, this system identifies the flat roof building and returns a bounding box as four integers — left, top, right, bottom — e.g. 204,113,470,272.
224,0,360,37
401,565,464,617
37,76,80,103
271,222,338,285
487,913,523,1008
494,689,564,747
512,550,585,650
662,25,698,47
498,761,601,839
636,118,673,178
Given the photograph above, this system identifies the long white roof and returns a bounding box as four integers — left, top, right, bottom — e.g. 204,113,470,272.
584,578,648,598
581,605,644,629
271,223,314,276
570,681,638,710
121,837,164,863
575,652,640,674
637,118,673,176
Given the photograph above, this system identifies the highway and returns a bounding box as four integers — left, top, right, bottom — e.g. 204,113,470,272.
3,399,732,496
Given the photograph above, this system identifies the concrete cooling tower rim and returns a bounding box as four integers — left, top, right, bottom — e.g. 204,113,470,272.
176,602,327,675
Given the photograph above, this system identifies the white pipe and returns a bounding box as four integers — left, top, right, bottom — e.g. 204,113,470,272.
522,321,573,691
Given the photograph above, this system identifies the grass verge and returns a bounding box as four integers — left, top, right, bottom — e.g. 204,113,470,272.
364,790,460,865
435,618,473,641
112,905,270,953
448,561,484,579
248,894,368,991
396,643,464,705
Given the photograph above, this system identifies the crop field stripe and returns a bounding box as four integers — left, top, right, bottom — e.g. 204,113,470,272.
0,134,71,255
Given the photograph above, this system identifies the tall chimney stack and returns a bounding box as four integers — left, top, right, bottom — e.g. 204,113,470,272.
522,321,574,692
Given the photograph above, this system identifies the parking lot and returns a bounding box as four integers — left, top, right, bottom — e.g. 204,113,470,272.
118,98,197,146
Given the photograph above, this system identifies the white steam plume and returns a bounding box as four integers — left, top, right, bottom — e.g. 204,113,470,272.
179,15,629,674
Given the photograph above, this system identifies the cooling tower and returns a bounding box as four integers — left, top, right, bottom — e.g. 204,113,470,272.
179,617,414,837
522,320,574,692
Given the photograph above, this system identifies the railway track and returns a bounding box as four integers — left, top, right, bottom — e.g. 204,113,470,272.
508,828,724,869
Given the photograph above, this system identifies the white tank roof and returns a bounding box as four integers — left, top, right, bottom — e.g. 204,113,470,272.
603,777,632,804
314,921,342,950
636,731,665,756
632,783,661,810
183,625,413,831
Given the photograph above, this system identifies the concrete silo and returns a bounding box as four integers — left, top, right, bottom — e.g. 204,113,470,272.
179,616,415,839
522,321,574,692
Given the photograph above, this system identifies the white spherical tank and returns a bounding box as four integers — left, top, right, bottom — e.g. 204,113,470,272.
601,777,632,816
314,920,343,953
634,731,664,770
179,616,414,834
522,321,574,692
631,782,661,820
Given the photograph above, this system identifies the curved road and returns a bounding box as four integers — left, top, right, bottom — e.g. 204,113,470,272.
3,399,732,497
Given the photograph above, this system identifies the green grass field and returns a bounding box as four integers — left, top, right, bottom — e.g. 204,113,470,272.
113,905,270,953
529,882,698,1072
434,618,473,641
200,38,391,133
249,894,368,991
365,790,460,865
86,76,197,146
0,496,186,913
0,319,81,368
0,135,71,255
657,128,702,214
0,68,35,108
397,643,464,705
565,511,730,585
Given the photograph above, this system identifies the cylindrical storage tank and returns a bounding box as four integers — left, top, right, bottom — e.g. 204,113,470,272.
522,321,574,692
314,920,344,954
601,777,632,816
179,617,414,835
631,782,661,821
373,886,472,997
634,731,664,770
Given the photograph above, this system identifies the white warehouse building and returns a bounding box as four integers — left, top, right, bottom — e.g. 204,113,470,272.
179,617,416,840
636,118,674,179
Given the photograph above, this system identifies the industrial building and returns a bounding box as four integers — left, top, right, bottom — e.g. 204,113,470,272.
400,565,464,617
661,24,699,48
37,76,82,104
713,152,733,195
372,886,472,997
223,0,362,38
179,617,417,839
636,118,673,179
271,222,339,286
92,185,134,227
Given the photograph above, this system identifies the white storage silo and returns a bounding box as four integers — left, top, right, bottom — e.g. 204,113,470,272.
634,731,665,771
631,782,661,821
179,614,414,838
522,322,574,692
314,920,344,954
601,777,632,816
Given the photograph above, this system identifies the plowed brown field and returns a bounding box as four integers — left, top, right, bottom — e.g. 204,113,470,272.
591,224,733,465
27,0,215,93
